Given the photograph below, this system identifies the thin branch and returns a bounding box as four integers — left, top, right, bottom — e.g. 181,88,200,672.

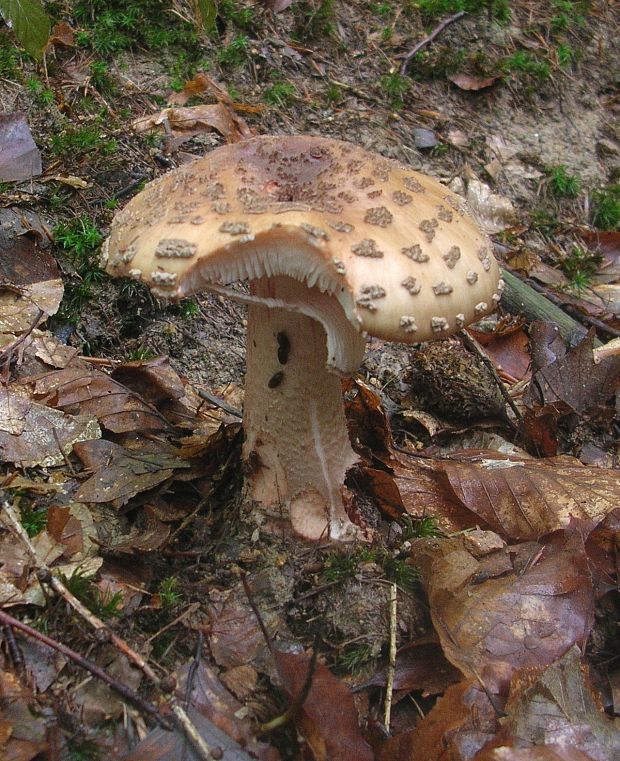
1,500,216,756
458,329,523,426
197,388,242,418
259,635,320,733
241,573,274,655
400,11,467,75
383,583,398,731
0,308,44,365
0,609,167,726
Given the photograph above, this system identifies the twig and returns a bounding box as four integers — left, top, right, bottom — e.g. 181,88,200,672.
163,491,214,550
185,631,204,709
168,698,218,761
593,337,620,363
146,602,201,644
383,583,397,731
1,500,213,754
259,636,320,733
522,277,620,340
400,11,466,75
197,388,242,419
500,268,602,347
241,573,274,655
457,329,523,425
2,501,160,681
0,308,44,365
52,428,77,475
2,622,24,671
0,609,167,726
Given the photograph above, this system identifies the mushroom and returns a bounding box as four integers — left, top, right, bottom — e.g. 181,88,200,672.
102,135,502,541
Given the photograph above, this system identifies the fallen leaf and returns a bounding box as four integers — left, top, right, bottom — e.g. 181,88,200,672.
581,231,620,284
465,178,517,234
474,746,598,760
0,671,48,761
274,648,374,761
110,355,185,404
378,680,497,761
363,639,462,696
73,650,142,724
413,529,594,694
469,322,531,382
436,453,620,540
133,103,252,144
208,572,290,670
498,647,620,759
95,505,171,553
47,20,75,47
73,439,189,507
0,385,101,467
31,366,173,433
121,707,264,761
46,173,90,188
0,212,62,337
524,331,620,416
0,114,42,181
449,72,501,91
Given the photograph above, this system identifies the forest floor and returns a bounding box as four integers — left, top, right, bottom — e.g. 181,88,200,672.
1,1,620,760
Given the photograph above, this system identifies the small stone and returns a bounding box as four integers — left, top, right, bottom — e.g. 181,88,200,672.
412,128,439,149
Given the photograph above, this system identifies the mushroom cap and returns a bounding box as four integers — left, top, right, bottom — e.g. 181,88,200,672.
103,135,501,351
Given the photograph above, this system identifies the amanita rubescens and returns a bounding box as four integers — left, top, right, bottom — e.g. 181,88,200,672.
103,135,502,540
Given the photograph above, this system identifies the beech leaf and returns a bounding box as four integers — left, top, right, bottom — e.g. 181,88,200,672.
0,0,51,60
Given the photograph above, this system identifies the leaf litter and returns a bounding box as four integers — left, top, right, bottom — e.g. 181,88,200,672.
2,3,620,759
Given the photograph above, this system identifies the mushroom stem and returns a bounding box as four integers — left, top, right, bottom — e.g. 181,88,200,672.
243,276,363,540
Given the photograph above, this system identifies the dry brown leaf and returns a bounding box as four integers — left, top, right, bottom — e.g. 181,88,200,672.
0,114,42,181
168,72,264,112
31,366,172,433
96,505,171,553
48,21,75,48
581,231,620,284
73,439,189,507
474,747,597,760
274,649,374,761
413,529,594,695
110,356,185,404
0,385,101,467
0,212,62,337
525,331,620,416
496,647,620,760
132,103,252,143
449,72,501,91
435,453,620,540
121,708,261,761
0,671,49,761
207,573,289,670
73,650,143,724
364,639,462,696
469,323,531,382
378,680,498,761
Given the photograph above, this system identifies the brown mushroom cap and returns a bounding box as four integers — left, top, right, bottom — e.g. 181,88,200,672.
103,135,502,358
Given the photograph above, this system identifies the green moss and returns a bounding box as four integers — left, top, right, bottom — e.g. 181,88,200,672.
502,50,551,82
592,185,620,230
263,81,297,108
381,71,410,109
73,0,199,55
217,34,249,66
547,164,581,198
50,125,117,157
